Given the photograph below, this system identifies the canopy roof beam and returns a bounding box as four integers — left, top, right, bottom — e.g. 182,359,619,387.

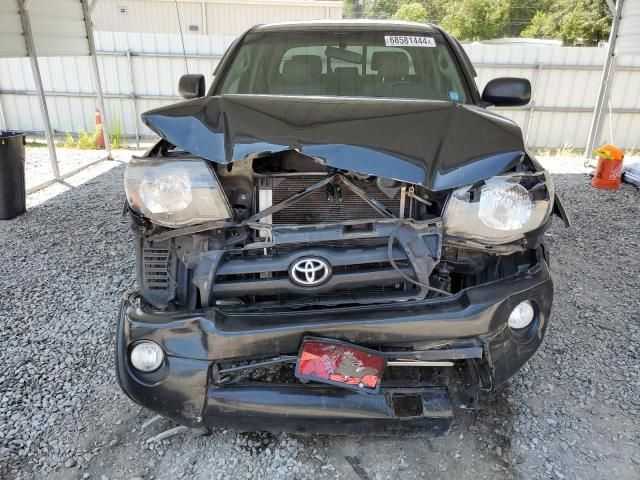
18,0,60,178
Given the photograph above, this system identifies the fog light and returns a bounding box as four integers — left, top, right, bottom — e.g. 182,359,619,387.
508,301,535,329
130,341,164,372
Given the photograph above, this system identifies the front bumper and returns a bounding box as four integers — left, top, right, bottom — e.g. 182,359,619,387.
115,260,553,434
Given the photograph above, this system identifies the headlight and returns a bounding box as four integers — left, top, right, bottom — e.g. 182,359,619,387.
124,157,232,228
443,173,553,244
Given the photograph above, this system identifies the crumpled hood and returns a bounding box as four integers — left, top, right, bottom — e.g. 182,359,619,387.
142,94,525,191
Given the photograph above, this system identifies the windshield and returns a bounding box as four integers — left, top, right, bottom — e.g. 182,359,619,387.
217,30,469,102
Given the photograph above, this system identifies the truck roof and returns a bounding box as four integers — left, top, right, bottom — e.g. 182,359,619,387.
253,19,440,34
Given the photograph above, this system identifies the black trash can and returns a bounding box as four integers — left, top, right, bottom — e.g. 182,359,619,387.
0,131,27,220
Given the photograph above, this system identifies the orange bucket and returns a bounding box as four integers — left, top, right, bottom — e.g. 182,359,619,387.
592,144,624,190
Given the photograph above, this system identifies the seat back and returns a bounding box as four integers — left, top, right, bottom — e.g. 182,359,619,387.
274,54,324,95
370,51,410,83
331,67,359,96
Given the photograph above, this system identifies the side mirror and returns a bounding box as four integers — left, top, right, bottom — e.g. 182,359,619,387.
178,74,205,99
482,77,531,107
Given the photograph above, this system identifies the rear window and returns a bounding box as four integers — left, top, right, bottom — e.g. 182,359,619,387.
218,30,469,102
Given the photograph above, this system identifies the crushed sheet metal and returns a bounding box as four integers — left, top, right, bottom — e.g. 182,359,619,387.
141,94,526,191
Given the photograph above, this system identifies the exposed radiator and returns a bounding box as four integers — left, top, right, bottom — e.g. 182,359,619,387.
263,176,406,224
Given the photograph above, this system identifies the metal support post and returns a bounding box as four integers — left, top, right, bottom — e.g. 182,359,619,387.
525,61,543,146
126,50,140,148
201,1,207,35
18,0,60,178
81,0,112,158
585,0,623,160
0,98,7,131
88,0,101,17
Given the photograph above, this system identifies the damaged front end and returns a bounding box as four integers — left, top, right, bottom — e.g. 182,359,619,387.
116,95,565,435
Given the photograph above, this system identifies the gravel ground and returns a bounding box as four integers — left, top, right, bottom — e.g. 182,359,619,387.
1,151,639,480
24,147,111,191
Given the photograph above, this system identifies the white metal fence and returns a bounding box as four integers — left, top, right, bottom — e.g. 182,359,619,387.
1,31,639,150
465,43,640,150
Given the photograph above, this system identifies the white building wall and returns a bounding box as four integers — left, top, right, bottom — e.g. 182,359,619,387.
92,0,343,36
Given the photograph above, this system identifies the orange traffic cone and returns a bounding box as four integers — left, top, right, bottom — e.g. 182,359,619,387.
95,108,105,149
592,144,624,190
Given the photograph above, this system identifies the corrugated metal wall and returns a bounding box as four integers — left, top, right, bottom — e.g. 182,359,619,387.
0,32,229,137
465,43,640,150
205,2,342,36
0,0,28,57
0,32,639,149
0,0,90,58
92,0,343,36
28,0,90,56
617,0,640,55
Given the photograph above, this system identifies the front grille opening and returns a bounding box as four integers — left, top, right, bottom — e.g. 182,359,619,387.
142,248,169,290
214,283,422,312
343,222,375,234
216,361,297,385
215,260,411,284
391,394,424,418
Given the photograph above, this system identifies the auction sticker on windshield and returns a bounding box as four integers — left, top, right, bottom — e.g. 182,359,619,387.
385,35,436,47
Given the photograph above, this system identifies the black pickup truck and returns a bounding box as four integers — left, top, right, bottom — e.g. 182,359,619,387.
116,20,568,435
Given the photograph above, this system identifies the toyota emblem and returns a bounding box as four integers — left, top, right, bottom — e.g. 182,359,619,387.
289,257,331,287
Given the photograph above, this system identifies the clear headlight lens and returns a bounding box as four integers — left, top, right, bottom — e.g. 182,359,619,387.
478,180,532,230
444,173,553,244
124,157,232,228
139,170,192,214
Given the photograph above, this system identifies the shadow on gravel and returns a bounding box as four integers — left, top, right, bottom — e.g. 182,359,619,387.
0,163,137,480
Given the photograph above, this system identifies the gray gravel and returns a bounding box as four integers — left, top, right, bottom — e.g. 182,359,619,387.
24,147,110,191
1,152,639,480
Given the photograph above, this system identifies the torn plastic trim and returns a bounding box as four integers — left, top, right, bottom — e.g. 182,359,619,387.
245,218,441,249
210,346,482,384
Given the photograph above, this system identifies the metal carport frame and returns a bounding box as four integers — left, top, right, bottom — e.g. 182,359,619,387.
585,0,640,158
3,0,112,186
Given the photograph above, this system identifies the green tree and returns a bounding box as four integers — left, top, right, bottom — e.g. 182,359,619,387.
367,0,403,19
521,11,554,39
393,3,428,22
343,0,364,19
504,0,544,37
440,0,510,41
520,0,611,45
346,0,611,45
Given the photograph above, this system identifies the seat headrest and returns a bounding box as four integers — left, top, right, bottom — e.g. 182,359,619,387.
371,51,409,79
333,67,358,77
282,55,323,81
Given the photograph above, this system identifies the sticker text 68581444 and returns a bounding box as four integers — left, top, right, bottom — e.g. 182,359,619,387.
384,35,436,48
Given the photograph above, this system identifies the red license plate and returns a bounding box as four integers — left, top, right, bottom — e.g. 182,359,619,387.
295,337,386,393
